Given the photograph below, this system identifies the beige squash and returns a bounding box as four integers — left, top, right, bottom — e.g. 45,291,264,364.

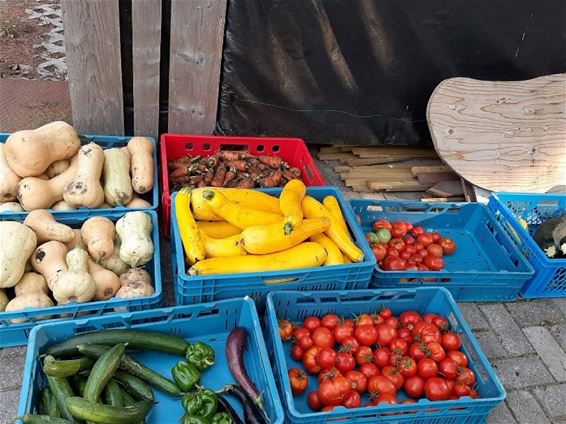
0,143,21,202
45,159,71,178
0,222,37,288
103,148,133,206
51,200,76,211
5,292,54,323
64,143,105,208
88,259,121,300
0,289,8,312
115,212,153,267
125,196,152,209
0,202,24,212
81,216,115,261
14,272,49,297
65,229,86,251
99,237,130,276
31,241,68,290
127,137,154,194
23,210,75,244
52,249,95,304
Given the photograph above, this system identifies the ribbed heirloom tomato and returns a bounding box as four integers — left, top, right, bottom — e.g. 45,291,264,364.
359,362,379,379
367,375,396,395
413,323,441,344
381,365,404,390
398,356,417,378
317,375,351,406
345,370,368,394
447,350,468,367
426,342,446,362
342,390,361,409
355,346,374,365
390,338,408,355
340,336,360,354
278,319,293,341
318,368,342,384
302,346,321,374
409,342,427,361
288,368,308,394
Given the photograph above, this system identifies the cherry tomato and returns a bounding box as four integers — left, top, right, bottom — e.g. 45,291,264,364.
372,347,391,368
355,346,374,365
340,336,360,355
335,351,356,374
367,375,396,395
372,220,392,231
312,327,334,349
418,358,438,378
397,328,412,343
388,238,406,251
447,350,468,367
288,368,308,394
342,390,361,409
424,377,451,401
303,316,321,332
427,243,444,258
290,344,304,361
316,347,337,370
375,228,392,244
438,358,458,380
298,335,314,351
413,323,441,344
302,346,321,374
381,365,404,390
391,222,408,238
318,367,342,384
426,342,446,362
390,338,408,356
345,370,368,394
423,255,444,271
355,324,377,346
376,324,398,346
374,392,397,405
379,307,392,319
321,314,340,330
441,333,462,351
317,375,351,406
279,319,293,341
410,226,424,237
307,391,322,410
431,232,441,242
356,313,374,327
398,356,418,378
456,367,476,386
333,323,354,344
294,327,310,342
453,383,471,398
403,375,425,398
440,238,456,255
371,244,387,262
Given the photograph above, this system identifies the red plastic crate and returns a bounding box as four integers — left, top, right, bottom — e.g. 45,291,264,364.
160,134,325,237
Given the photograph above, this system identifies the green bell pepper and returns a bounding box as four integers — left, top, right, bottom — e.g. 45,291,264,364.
182,388,218,421
186,342,215,370
181,415,210,424
211,412,233,424
172,360,201,392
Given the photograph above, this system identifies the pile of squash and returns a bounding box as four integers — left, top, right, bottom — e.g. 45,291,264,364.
175,180,365,276
0,121,154,212
0,210,155,322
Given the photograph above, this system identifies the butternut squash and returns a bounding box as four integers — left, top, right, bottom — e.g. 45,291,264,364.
52,249,95,304
175,188,205,264
196,221,241,238
23,209,74,243
0,222,37,288
99,237,129,276
0,289,8,312
127,137,154,194
4,121,80,177
279,179,306,234
81,216,115,261
115,212,153,267
118,268,152,288
310,233,345,266
189,242,328,276
17,155,78,211
5,292,54,323
14,272,49,296
64,143,105,208
65,229,86,251
0,143,21,202
114,269,154,311
103,148,133,206
51,200,76,211
31,241,68,290
125,196,151,208
45,159,71,178
88,259,121,300
0,202,24,212
201,231,246,258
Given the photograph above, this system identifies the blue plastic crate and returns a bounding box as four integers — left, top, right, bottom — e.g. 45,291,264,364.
172,187,375,307
265,288,506,424
17,297,284,424
0,210,162,347
0,133,158,217
349,200,534,302
488,193,566,298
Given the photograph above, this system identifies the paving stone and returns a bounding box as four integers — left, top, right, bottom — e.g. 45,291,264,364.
475,330,508,358
506,299,566,327
479,304,535,356
0,389,20,424
491,356,554,389
523,327,566,382
506,390,551,424
533,384,566,418
554,298,566,317
458,303,490,330
0,346,26,360
550,324,566,351
487,401,517,424
0,354,24,392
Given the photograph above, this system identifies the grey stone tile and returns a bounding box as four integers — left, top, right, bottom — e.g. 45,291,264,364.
458,303,490,330
0,389,20,424
507,299,566,327
491,356,554,389
475,330,509,359
0,346,26,360
553,298,566,317
506,390,550,424
160,239,174,307
0,353,24,392
523,327,566,382
533,384,566,418
480,304,535,356
550,324,566,351
488,401,517,424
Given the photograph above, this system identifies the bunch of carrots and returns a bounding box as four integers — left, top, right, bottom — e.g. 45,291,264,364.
168,151,302,191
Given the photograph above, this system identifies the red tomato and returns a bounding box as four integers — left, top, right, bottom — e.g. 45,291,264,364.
372,347,391,368
417,233,434,247
321,405,336,412
441,333,462,351
431,232,441,242
371,313,385,325
381,365,404,390
431,316,449,332
333,323,354,344
411,254,423,264
413,323,441,344
440,238,456,255
405,245,417,255
385,317,399,328
453,383,471,398
307,391,322,410
318,368,342,384
340,336,360,355
390,338,408,355
343,319,355,328
335,352,356,374
367,375,396,395
317,375,351,406
372,220,392,231
312,327,334,349
321,314,340,330
302,347,321,374
288,368,308,395
379,307,392,319
398,356,417,378
468,388,479,399
400,251,411,260
303,316,321,332
386,248,400,257
374,392,397,405
376,324,398,346
418,358,438,378
405,222,413,230
355,346,374,365
399,310,421,328
355,325,378,346
445,378,455,394
391,222,408,238
298,335,314,351
403,375,425,398
388,238,406,251
389,353,402,367
424,377,451,401
409,342,427,361
447,350,468,367
417,249,429,258
397,328,412,343
371,244,387,262
290,344,304,361
354,362,376,380
456,367,476,386
404,236,415,246
279,319,293,341
423,255,444,271
342,390,361,409
427,243,444,258
356,313,374,327
426,342,446,362
415,242,424,251
293,327,310,342
345,370,368,394
410,226,424,237
438,358,458,380
422,313,439,324
316,348,337,370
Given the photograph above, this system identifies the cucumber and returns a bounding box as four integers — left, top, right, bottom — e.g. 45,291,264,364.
103,379,124,407
84,343,125,403
46,330,189,357
43,356,78,423
113,370,154,402
44,357,94,378
73,378,87,397
65,397,151,424
38,387,60,417
120,390,136,406
21,414,73,424
78,344,181,396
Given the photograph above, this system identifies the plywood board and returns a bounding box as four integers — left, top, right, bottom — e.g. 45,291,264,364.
427,74,566,193
426,181,465,198
410,165,452,176
416,172,460,185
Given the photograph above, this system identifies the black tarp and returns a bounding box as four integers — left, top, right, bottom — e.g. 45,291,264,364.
216,0,566,146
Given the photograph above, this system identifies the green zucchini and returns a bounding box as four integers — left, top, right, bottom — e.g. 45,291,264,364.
78,344,181,396
65,397,151,424
43,357,94,378
43,356,78,423
84,343,125,403
21,414,73,424
73,378,87,397
38,387,60,417
113,370,154,402
120,390,136,406
103,379,124,407
46,330,189,357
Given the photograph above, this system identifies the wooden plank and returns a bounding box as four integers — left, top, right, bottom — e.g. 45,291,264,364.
461,179,477,202
168,0,227,133
341,169,414,177
61,0,124,134
132,0,162,138
410,165,451,176
344,175,415,185
319,146,343,154
356,152,438,159
352,147,437,157
334,166,352,173
416,172,460,185
368,181,429,192
421,197,466,202
318,153,349,161
426,181,465,198
345,157,413,166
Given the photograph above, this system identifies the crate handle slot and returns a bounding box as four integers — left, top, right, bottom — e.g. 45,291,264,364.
195,308,220,319
366,205,383,212
272,145,280,152
219,144,249,151
184,142,194,150
539,200,559,207
203,144,211,151
257,145,265,152
263,277,300,284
